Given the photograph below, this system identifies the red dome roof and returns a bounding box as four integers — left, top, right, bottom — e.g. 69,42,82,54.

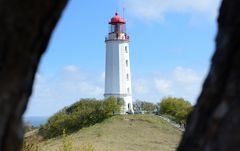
110,12,125,24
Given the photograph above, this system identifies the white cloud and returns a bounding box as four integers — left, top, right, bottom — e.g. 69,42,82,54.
131,66,206,104
63,65,79,73
133,79,149,94
174,66,200,83
173,66,203,97
26,65,104,116
154,78,172,94
124,0,221,23
26,65,206,116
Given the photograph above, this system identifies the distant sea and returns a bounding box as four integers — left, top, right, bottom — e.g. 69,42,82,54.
24,116,48,127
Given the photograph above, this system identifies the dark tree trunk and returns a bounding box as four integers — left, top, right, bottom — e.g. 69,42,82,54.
1,0,240,150
178,0,240,150
0,1,68,151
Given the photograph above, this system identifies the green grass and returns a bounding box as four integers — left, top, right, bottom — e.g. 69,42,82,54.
26,115,182,151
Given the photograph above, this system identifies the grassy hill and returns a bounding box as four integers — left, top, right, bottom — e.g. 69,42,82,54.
25,115,182,151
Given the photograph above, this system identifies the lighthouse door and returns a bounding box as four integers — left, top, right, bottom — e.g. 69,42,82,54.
128,103,131,113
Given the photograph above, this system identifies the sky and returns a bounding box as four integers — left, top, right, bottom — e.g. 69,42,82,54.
25,0,222,117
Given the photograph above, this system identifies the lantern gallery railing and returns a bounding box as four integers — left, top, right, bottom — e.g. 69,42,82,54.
105,33,130,41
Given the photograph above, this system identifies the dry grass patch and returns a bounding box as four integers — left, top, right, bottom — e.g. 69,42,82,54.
25,115,182,151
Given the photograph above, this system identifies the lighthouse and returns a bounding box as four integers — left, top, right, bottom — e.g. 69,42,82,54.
104,11,134,114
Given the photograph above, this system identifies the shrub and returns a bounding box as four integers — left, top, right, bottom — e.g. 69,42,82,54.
159,97,193,125
103,96,123,115
39,98,122,139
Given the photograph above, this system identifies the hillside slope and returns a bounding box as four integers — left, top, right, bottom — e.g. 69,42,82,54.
33,115,182,151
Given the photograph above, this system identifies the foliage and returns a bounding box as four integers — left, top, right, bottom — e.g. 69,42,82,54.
159,97,193,125
22,133,41,151
103,96,124,115
78,144,95,151
133,100,157,113
142,102,157,113
39,98,122,139
60,129,74,151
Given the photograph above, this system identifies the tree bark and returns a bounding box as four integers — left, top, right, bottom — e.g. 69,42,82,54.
0,1,68,151
1,0,240,150
178,0,240,150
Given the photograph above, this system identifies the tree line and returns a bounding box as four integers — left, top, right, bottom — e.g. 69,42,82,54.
134,97,193,125
39,96,193,139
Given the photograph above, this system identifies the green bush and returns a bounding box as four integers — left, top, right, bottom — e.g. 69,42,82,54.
39,98,122,139
103,96,124,115
159,97,193,125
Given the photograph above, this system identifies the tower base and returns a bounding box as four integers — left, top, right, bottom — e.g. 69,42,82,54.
104,94,134,114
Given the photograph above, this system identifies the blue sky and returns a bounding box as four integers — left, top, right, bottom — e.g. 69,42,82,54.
25,0,222,116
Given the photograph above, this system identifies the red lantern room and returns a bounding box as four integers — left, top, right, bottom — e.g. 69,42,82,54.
110,12,125,24
109,11,126,33
106,11,129,41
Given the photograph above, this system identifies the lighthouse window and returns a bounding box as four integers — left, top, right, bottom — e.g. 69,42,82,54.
125,46,128,53
127,74,129,80
110,24,114,33
126,60,128,67
127,88,130,93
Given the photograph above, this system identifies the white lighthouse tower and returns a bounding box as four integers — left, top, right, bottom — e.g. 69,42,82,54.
104,11,134,114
